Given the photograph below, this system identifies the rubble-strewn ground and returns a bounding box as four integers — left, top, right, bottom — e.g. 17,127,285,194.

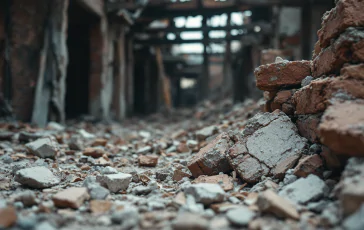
0,98,362,230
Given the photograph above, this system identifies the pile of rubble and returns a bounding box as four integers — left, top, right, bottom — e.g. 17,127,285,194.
1,1,364,229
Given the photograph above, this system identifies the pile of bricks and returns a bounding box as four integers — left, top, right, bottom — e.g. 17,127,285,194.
256,0,364,162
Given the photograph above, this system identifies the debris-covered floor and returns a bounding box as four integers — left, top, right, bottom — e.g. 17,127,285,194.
0,97,363,230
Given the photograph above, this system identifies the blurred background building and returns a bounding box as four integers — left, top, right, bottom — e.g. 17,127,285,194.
0,0,334,125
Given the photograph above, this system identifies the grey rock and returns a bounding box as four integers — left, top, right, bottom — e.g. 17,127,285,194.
35,222,57,230
321,202,340,226
184,184,225,205
172,212,209,230
309,144,322,155
195,125,218,141
96,173,132,193
101,166,118,175
111,206,139,229
307,200,328,213
279,174,329,204
26,137,58,158
283,174,298,185
1,154,13,163
226,207,256,226
147,200,165,210
15,166,61,189
136,146,152,154
120,167,139,182
89,184,110,200
156,168,171,181
301,76,314,87
12,161,30,174
17,213,37,229
132,186,152,195
14,190,37,207
343,204,364,230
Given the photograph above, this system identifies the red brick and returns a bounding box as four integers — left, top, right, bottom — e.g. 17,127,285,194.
187,132,233,178
341,64,364,80
318,0,364,49
138,155,159,167
293,155,323,178
319,100,364,157
353,39,364,61
254,61,312,91
293,77,364,115
313,28,364,77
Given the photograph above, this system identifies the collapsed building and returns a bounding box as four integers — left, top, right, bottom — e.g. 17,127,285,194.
0,0,334,125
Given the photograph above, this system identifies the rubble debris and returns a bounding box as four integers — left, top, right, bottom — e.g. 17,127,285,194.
195,125,219,141
254,61,311,91
90,200,113,215
25,137,58,158
226,207,256,227
0,206,17,228
52,187,90,209
319,101,364,157
83,147,105,158
184,184,226,205
279,175,329,204
138,155,159,167
96,173,132,193
228,111,307,182
187,133,233,178
15,166,61,189
193,174,234,191
318,0,364,48
257,189,299,220
293,154,324,178
172,212,209,230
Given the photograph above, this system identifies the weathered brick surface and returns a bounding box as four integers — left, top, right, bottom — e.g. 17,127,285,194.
313,28,364,77
318,0,364,49
254,61,311,91
293,77,364,115
341,64,364,80
187,132,233,178
319,100,364,157
293,154,323,178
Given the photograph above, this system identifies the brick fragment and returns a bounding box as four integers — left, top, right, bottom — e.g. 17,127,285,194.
341,64,364,80
318,0,364,48
52,187,90,209
138,155,159,167
319,100,364,157
293,155,323,178
313,28,364,77
83,147,105,158
193,174,234,191
187,133,233,178
254,61,311,91
296,114,322,143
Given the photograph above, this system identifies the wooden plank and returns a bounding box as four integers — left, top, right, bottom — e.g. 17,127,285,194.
155,46,172,111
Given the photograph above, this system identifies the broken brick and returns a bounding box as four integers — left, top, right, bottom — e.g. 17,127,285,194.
89,200,113,215
83,147,105,158
313,28,364,77
318,0,364,48
52,187,90,209
193,174,234,191
293,154,324,178
254,61,311,91
0,206,17,228
138,155,159,167
187,132,233,178
341,64,364,81
319,100,364,157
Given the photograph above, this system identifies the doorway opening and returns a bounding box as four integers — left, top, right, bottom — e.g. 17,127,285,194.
65,1,98,119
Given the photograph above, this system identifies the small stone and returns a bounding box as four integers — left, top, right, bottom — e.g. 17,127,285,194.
83,147,105,158
47,121,65,131
279,174,329,204
88,183,110,200
101,166,118,175
172,212,209,230
177,142,189,153
195,125,218,141
173,165,192,182
0,206,17,228
78,129,95,139
156,168,170,181
184,184,225,205
293,154,324,178
96,173,132,193
14,191,37,207
226,206,256,226
301,76,314,87
91,138,108,147
90,200,113,214
25,137,58,158
193,174,234,191
138,155,158,167
52,187,90,209
15,166,60,189
111,206,139,229
34,221,57,230
132,185,152,195
257,189,299,220
186,140,198,149
136,146,152,154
